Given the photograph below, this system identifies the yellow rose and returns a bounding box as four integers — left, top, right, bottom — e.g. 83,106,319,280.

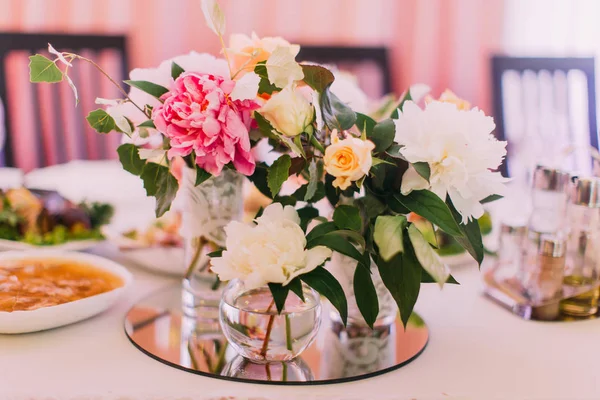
324,132,375,190
426,89,471,110
228,32,300,77
259,84,314,137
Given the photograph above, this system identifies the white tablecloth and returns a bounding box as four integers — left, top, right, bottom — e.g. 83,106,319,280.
1,162,600,400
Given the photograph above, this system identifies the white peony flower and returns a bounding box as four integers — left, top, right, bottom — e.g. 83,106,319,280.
394,100,508,223
211,203,332,289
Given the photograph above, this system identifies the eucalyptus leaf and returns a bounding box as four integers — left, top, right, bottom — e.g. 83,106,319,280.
354,265,379,329
86,109,116,134
267,155,291,197
124,80,169,100
333,205,362,231
29,54,63,83
300,267,348,326
373,215,406,261
117,144,145,176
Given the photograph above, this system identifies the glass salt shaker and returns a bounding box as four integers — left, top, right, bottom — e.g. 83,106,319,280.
560,177,600,317
494,223,527,281
528,165,571,235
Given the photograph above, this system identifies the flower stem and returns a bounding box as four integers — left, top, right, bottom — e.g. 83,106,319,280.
285,314,293,351
184,237,206,280
310,134,326,154
260,299,276,358
282,362,288,382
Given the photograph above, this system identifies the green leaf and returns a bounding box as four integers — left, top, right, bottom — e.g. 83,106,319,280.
195,166,211,186
330,229,366,252
354,264,379,328
255,63,279,94
306,221,337,243
421,269,460,284
300,267,348,325
297,206,319,231
448,201,484,265
287,277,305,302
29,54,63,83
324,174,340,207
86,109,116,134
481,194,504,204
413,162,431,182
391,90,412,119
333,205,362,231
117,144,145,176
124,80,169,100
140,162,162,196
171,62,185,80
356,194,387,219
355,112,376,137
369,119,395,153
138,120,156,129
320,87,357,131
394,191,462,236
273,195,297,206
374,215,406,261
293,182,326,203
371,157,395,167
307,232,367,268
374,239,421,328
267,155,291,197
268,283,289,315
301,65,335,92
305,159,319,202
408,224,450,286
140,163,179,217
412,218,438,248
248,164,272,199
207,249,223,258
386,144,404,159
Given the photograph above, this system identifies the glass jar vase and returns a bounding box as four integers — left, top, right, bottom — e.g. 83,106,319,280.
180,167,245,318
219,279,322,363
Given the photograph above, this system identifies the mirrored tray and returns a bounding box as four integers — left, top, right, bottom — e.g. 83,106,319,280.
124,284,429,385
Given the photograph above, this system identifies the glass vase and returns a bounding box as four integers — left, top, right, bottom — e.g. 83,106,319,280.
219,279,322,363
181,167,245,318
328,252,398,327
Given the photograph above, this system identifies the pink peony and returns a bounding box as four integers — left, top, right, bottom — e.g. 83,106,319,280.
153,72,260,176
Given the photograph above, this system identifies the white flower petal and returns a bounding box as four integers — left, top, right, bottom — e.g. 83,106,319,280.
408,224,450,287
138,148,166,161
401,165,430,195
409,83,431,103
64,74,78,105
230,71,260,101
48,43,72,67
266,46,304,89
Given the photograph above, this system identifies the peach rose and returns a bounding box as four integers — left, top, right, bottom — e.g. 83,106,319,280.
426,89,471,111
228,32,300,77
324,131,375,190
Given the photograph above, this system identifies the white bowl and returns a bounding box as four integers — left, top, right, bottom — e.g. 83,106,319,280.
0,251,133,334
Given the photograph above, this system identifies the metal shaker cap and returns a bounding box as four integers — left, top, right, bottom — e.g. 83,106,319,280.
570,177,600,207
532,165,571,192
538,235,565,257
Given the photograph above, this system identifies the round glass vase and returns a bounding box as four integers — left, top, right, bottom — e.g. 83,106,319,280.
180,167,245,318
219,279,322,364
328,252,398,327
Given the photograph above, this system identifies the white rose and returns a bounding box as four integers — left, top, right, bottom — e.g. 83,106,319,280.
210,203,332,289
259,84,314,138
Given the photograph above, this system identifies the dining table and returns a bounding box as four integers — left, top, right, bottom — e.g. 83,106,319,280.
1,161,599,400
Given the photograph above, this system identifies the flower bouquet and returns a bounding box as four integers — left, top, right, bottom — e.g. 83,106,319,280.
29,0,506,362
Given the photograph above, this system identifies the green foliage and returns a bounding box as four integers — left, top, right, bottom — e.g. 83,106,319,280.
412,162,431,182
267,155,291,197
79,202,115,229
353,264,379,328
448,201,484,265
171,61,185,80
373,215,406,261
29,54,63,83
301,65,335,92
393,191,462,236
248,163,272,199
117,144,145,176
307,231,368,268
195,165,211,186
293,182,326,203
320,87,357,131
297,206,319,231
369,119,395,153
124,80,169,100
138,120,156,129
268,282,289,314
300,267,348,326
305,221,337,243
481,194,504,204
86,109,116,134
305,159,319,202
333,205,362,232
355,113,376,137
374,237,421,329
254,62,279,94
140,163,178,217
287,277,305,302
356,194,387,219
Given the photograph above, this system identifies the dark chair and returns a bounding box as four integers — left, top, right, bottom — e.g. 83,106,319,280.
491,56,597,178
0,33,129,170
297,45,392,97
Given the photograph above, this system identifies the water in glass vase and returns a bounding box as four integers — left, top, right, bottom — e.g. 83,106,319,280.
220,281,321,363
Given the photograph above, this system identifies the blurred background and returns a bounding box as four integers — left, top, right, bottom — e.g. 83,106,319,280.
0,0,599,181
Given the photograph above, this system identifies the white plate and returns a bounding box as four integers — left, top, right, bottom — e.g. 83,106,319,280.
0,238,104,252
0,251,133,334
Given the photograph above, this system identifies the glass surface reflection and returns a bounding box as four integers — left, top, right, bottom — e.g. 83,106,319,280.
124,285,429,385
